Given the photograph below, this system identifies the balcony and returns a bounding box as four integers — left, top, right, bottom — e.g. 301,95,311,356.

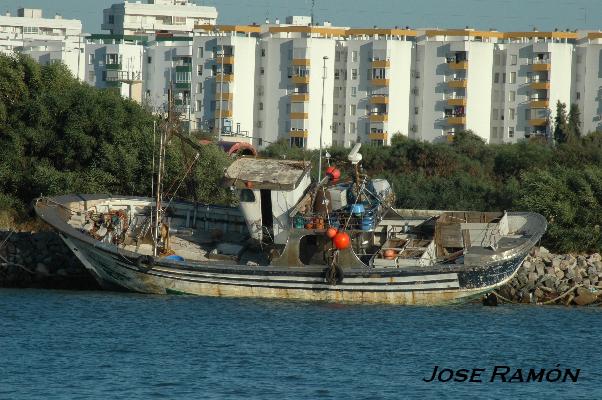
370,78,389,86
447,79,467,88
529,81,550,90
368,132,388,141
105,63,122,70
216,55,235,64
369,95,389,104
289,130,309,138
446,97,466,106
215,92,233,101
369,114,388,122
290,112,308,120
446,116,466,125
290,93,309,102
528,118,547,126
215,73,234,82
447,61,468,70
371,60,390,68
529,99,549,108
530,61,551,72
214,109,233,118
292,58,311,66
291,75,310,84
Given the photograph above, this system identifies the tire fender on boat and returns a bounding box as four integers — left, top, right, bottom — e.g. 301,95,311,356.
324,264,344,285
136,255,155,271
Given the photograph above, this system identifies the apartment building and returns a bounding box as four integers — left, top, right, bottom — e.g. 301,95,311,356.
102,0,217,36
84,34,145,101
573,32,602,136
0,8,85,79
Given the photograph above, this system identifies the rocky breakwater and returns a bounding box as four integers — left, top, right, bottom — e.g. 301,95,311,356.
0,229,98,289
497,247,602,306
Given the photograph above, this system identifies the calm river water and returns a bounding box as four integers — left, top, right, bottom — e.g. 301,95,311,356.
0,289,600,399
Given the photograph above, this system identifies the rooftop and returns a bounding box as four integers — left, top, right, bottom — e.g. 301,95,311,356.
224,158,311,190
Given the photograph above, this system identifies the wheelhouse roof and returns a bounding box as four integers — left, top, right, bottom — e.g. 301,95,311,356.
224,158,311,190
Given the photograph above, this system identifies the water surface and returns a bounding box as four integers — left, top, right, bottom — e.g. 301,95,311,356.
0,289,600,399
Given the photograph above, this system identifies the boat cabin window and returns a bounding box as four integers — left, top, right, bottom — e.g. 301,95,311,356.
240,189,256,202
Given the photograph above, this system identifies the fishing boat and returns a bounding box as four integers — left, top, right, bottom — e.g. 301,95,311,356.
34,141,547,305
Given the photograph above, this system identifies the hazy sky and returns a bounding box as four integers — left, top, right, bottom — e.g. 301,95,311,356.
3,0,601,33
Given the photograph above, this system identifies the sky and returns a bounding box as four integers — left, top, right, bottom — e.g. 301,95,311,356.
2,0,602,33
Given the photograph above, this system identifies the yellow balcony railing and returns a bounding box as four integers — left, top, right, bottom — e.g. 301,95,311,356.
289,130,309,138
446,98,467,106
446,116,466,125
290,112,308,120
447,79,467,88
448,61,468,70
528,118,547,126
531,63,551,72
369,114,388,122
292,58,311,66
216,55,235,64
368,132,388,141
529,100,549,108
215,92,233,101
530,81,550,90
215,73,234,82
369,95,389,104
371,60,390,68
370,78,389,86
290,93,309,102
291,75,310,84
214,109,233,118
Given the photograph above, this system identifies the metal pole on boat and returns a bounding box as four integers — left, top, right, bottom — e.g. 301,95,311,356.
318,55,328,183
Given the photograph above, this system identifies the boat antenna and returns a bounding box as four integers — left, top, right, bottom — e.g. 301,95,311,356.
317,55,328,183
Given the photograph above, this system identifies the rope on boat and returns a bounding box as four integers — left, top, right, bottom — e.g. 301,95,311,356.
492,290,517,304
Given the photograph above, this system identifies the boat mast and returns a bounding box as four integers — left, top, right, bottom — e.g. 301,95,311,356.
153,88,172,256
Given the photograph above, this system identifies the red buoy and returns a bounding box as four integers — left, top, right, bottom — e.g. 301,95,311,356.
326,227,338,239
333,232,351,250
325,166,341,182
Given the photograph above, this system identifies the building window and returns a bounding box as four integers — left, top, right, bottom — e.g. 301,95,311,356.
147,56,152,64
510,54,517,65
509,108,515,120
197,82,203,93
350,104,356,116
509,72,516,84
491,127,498,138
256,121,263,128
196,100,202,110
502,73,506,84
492,109,499,120
334,69,340,80
334,87,340,97
260,67,265,75
88,53,95,64
350,122,356,134
108,15,114,24
335,51,341,62
494,54,501,65
494,73,499,84
101,71,107,82
508,127,515,138
290,137,305,148
509,91,516,102
173,16,186,25
198,47,203,58
351,87,357,97
259,102,264,110
351,50,358,62
261,48,265,57
197,65,202,76
576,92,581,100
414,107,419,115
351,68,358,80
88,71,95,81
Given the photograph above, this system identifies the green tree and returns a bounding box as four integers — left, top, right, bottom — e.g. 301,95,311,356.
553,101,569,144
567,103,582,141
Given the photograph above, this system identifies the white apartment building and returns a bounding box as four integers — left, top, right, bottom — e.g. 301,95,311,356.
573,32,602,135
0,8,85,79
102,0,217,36
84,34,145,101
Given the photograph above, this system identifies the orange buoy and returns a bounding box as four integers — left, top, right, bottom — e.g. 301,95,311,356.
305,222,314,230
326,227,338,239
325,166,341,182
333,232,351,250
